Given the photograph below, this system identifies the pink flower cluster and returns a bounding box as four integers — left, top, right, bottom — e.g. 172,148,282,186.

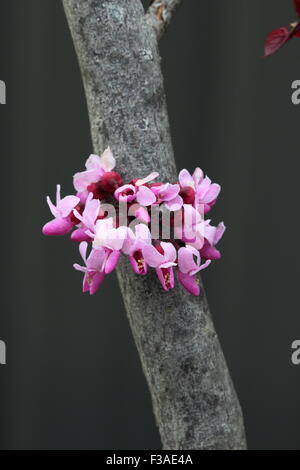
42,148,225,296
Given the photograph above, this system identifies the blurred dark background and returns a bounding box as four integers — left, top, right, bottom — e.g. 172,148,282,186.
0,0,299,450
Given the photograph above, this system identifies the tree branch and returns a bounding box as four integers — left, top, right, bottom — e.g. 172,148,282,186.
146,0,183,39
62,0,247,450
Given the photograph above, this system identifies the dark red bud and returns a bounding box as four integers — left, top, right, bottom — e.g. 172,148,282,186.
179,186,195,204
100,171,123,193
86,182,106,200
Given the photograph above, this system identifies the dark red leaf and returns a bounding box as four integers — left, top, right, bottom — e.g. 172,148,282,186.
294,0,300,18
264,27,290,57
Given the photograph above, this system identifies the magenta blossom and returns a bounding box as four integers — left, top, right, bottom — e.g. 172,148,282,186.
123,224,152,275
114,172,159,206
178,245,211,276
174,204,205,248
195,176,220,214
92,218,127,252
151,183,183,211
43,184,80,236
70,193,100,242
135,172,159,206
200,221,226,260
114,184,136,202
43,154,224,296
73,147,116,193
73,242,106,295
178,168,203,204
177,245,211,296
143,242,177,291
179,168,220,213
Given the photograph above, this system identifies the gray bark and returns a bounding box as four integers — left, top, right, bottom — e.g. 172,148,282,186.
62,0,247,450
146,0,183,39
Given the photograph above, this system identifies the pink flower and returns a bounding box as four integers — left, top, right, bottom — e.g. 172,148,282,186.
179,168,204,189
73,193,100,232
200,221,226,260
179,168,220,213
92,218,127,252
43,157,224,297
177,245,210,296
195,177,221,214
43,185,80,236
114,173,160,206
73,147,116,193
70,193,100,242
73,242,106,295
178,245,211,276
143,242,177,291
178,168,203,204
123,224,152,275
136,185,157,206
135,172,159,206
114,184,136,202
152,183,183,211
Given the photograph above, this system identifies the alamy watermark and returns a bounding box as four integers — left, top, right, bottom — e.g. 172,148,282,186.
0,340,6,365
291,80,300,105
0,80,6,104
291,340,300,365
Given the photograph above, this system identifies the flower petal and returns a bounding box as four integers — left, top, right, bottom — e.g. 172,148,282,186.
214,222,226,245
136,186,156,206
160,242,177,263
57,195,80,218
73,263,87,273
46,196,59,218
178,246,198,274
85,154,102,170
71,228,92,243
42,217,73,236
178,271,200,296
135,206,150,224
99,147,116,172
201,183,221,204
164,195,183,211
89,272,106,294
200,242,221,260
105,250,121,274
159,183,180,201
135,172,159,187
192,168,204,186
142,244,164,267
179,169,193,188
73,169,101,192
135,223,151,243
79,241,88,264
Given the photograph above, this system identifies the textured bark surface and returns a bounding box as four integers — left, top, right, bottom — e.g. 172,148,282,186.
62,0,247,450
